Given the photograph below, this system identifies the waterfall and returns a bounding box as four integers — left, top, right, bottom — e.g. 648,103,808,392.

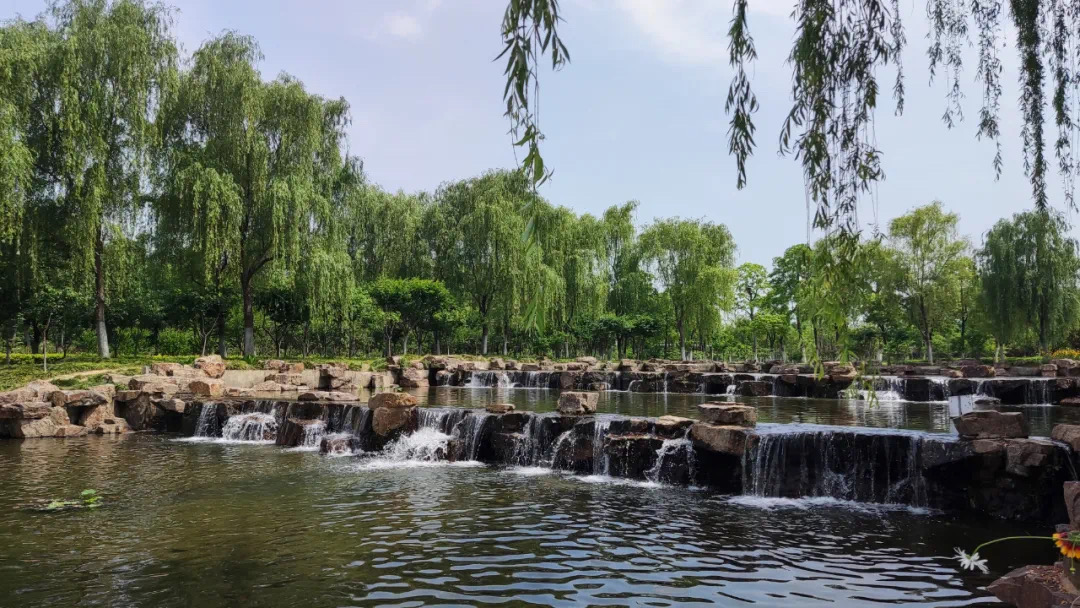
1027,379,1053,405
193,404,217,436
741,426,929,508
724,384,736,396
452,412,492,460
359,428,454,468
511,415,549,466
293,421,326,450
220,413,278,443
645,435,695,485
466,371,511,388
418,407,469,433
593,418,612,475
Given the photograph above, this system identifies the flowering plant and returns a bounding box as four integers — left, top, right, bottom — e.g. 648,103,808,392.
956,531,1080,574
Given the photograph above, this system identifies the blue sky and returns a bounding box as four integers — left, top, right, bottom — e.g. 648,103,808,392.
4,0,1066,266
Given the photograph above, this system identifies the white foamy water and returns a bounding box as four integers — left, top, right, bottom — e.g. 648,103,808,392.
505,466,553,477
354,428,486,471
724,495,933,515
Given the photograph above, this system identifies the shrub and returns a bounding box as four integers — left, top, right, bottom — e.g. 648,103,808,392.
157,328,195,356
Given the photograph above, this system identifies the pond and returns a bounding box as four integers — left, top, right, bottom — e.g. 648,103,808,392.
0,388,1068,606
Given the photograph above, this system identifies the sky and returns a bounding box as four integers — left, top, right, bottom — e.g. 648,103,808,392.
4,0,1070,267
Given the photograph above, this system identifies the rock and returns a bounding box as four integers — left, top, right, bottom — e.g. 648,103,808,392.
1052,424,1080,451
297,391,334,401
115,390,141,402
521,363,540,372
94,418,128,435
1066,482,1080,529
689,423,750,456
609,417,651,435
737,380,772,397
398,367,429,388
0,402,51,420
90,384,116,401
193,355,226,379
252,381,283,392
603,434,665,479
54,424,88,438
504,360,519,370
1043,364,1060,378
225,387,255,398
617,359,639,372
3,417,59,438
697,403,757,427
128,376,177,395
387,355,402,366
953,410,1029,439
974,397,1002,405
962,364,996,378
188,379,224,398
271,373,305,386
49,406,70,425
485,403,515,414
488,357,505,370
320,434,360,455
576,356,598,366
277,417,324,447
1006,438,1057,476
325,391,356,402
1062,397,1080,406
151,362,183,376
655,415,695,438
264,359,287,371
987,565,1078,608
368,392,418,409
77,401,116,428
586,382,610,392
372,405,417,436
557,391,598,415
49,389,107,408
1011,366,1041,377
158,399,186,414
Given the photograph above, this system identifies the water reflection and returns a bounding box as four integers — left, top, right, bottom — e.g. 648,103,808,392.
407,386,1080,435
0,434,1049,606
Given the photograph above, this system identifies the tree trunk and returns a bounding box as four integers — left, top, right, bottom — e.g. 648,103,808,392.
433,332,440,356
403,331,409,356
678,320,686,361
385,333,393,357
752,333,758,362
217,311,227,358
925,333,934,364
94,227,111,359
242,275,256,357
481,325,489,355
42,315,50,372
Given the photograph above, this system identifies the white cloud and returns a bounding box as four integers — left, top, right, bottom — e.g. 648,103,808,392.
384,13,422,39
603,0,793,65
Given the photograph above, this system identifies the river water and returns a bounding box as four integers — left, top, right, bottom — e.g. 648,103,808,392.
0,390,1066,607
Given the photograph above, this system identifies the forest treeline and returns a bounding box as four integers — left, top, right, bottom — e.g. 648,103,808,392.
2,1,1080,365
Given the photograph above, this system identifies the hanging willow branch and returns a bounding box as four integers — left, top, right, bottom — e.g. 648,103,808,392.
500,0,1080,233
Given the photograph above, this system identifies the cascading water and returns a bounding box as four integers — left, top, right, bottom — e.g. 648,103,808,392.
645,432,696,485
220,413,278,443
193,404,217,436
291,421,326,450
453,413,491,460
466,371,511,388
741,425,929,507
592,419,612,475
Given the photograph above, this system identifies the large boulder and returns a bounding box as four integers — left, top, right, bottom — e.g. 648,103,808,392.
189,379,224,398
737,380,772,397
953,410,1029,439
77,401,117,429
368,392,417,409
485,403,515,414
962,364,996,378
697,403,757,427
557,391,598,415
193,355,226,379
2,416,59,438
1052,424,1080,451
0,401,51,420
987,565,1078,608
1066,482,1080,529
654,415,695,438
252,381,283,393
277,418,324,447
150,362,183,376
54,424,88,438
689,423,750,456
372,406,417,437
0,381,59,404
576,356,598,366
398,367,429,389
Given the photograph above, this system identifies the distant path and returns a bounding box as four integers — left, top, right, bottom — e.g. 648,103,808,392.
47,367,133,382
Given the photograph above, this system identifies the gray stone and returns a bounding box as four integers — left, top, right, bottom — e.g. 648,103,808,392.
697,403,757,427
953,410,1029,439
557,391,598,415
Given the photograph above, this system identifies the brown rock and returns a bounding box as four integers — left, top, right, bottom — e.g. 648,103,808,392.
54,424,88,438
689,423,750,456
576,356,598,366
398,367,429,389
49,389,107,409
4,417,59,438
557,391,599,415
953,410,1029,439
264,359,287,371
115,390,140,402
962,364,996,378
77,402,115,428
18,402,52,420
297,391,331,401
225,387,255,398
193,354,226,379
655,415,694,438
1052,424,1080,451
1006,438,1056,476
697,403,757,427
368,392,418,409
485,403,515,414
1043,364,1060,378
372,405,417,436
987,565,1078,608
189,379,224,398
151,362,183,376
326,391,357,402
158,399,186,414
1066,482,1080,529
252,381,283,392
488,357,505,370
94,418,128,435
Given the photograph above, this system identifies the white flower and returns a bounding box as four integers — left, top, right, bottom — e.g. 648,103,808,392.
955,548,989,574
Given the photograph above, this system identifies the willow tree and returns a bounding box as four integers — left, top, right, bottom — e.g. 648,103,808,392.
977,209,1080,355
430,170,531,354
20,0,177,358
889,202,968,363
157,33,352,356
640,218,736,360
768,244,813,362
499,0,1080,235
